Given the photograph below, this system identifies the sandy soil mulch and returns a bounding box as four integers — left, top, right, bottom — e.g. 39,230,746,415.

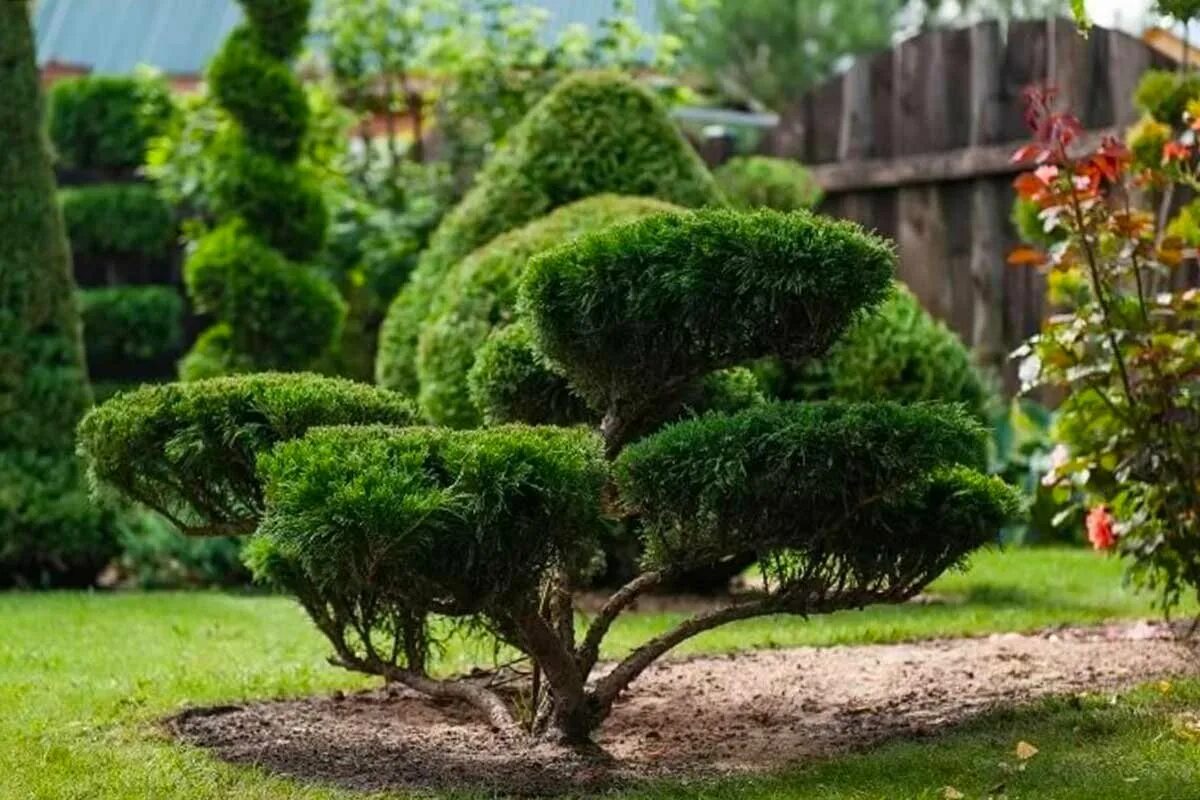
171,620,1199,797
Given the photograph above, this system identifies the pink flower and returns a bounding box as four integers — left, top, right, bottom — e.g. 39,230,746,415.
1086,505,1117,551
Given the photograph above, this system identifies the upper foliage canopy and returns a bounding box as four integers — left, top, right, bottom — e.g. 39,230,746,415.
77,374,416,537
411,194,681,426
521,208,895,417
377,71,722,394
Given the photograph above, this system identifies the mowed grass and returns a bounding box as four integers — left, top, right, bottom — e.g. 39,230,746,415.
1,546,1198,799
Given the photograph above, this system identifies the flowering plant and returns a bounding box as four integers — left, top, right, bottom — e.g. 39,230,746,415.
1010,78,1200,611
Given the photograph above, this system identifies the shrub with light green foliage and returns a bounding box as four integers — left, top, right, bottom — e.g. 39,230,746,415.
180,0,333,378
770,284,992,421
81,205,1018,748
47,73,174,171
78,285,184,378
78,374,416,537
714,156,822,212
1133,69,1200,126
60,184,174,262
208,29,310,161
415,194,681,427
377,71,722,394
1,2,126,588
183,222,344,375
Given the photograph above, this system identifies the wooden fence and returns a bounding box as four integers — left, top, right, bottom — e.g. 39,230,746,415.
761,17,1176,388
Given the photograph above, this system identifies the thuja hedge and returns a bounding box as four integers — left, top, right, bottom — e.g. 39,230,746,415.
81,208,1018,747
46,73,173,172
181,0,338,378
1,2,123,586
59,184,174,263
78,285,184,379
377,71,723,395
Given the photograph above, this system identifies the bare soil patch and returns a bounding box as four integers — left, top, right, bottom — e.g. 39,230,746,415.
172,621,1199,797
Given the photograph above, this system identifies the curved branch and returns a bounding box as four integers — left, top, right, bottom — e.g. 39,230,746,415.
329,653,521,735
576,571,662,677
589,588,900,717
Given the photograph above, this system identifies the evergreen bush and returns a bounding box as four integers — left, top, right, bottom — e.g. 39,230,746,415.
60,184,174,263
78,285,184,378
376,71,722,394
1,3,122,586
46,73,173,172
714,156,823,212
414,195,681,427
180,0,338,378
768,284,993,420
82,207,1018,747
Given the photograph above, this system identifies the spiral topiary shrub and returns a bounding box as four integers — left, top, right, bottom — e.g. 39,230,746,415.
767,284,993,420
416,195,681,427
377,71,723,394
714,155,823,212
180,0,338,378
81,207,1019,748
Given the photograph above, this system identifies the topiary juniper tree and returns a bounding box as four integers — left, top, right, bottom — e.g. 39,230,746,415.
178,0,344,380
80,209,1018,748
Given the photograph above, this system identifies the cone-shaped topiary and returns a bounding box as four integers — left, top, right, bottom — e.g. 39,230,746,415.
415,195,681,427
80,207,1019,748
0,2,123,586
180,0,339,378
376,72,723,394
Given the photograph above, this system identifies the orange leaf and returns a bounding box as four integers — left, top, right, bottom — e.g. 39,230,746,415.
1008,247,1047,266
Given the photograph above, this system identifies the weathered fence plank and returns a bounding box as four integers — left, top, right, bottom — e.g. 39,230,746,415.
764,18,1175,393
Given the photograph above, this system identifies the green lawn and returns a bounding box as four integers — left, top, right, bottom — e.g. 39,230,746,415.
1,547,1198,799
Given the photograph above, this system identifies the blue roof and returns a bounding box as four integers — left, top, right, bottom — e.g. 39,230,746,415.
33,0,662,77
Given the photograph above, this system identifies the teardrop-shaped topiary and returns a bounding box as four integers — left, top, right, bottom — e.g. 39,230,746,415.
377,72,723,394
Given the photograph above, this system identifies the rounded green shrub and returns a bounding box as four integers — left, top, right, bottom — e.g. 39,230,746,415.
777,285,992,421
378,71,723,394
47,73,174,171
521,208,894,416
410,195,681,426
207,27,309,160
208,142,328,261
176,324,251,382
184,222,345,371
617,401,1016,576
255,424,607,615
468,323,593,427
714,156,823,212
1134,69,1200,126
60,183,174,262
78,285,184,377
78,373,417,536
